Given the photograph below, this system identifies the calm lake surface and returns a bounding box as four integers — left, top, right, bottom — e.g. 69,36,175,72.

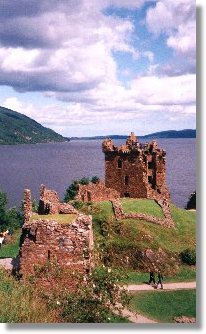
0,138,195,208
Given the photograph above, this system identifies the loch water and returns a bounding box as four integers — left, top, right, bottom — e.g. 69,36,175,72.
0,138,195,208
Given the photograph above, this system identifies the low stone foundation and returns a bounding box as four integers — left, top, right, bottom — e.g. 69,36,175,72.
111,199,175,228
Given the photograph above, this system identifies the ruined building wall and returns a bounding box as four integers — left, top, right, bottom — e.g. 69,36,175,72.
102,133,170,201
19,213,93,283
76,181,120,202
20,187,93,290
38,184,77,214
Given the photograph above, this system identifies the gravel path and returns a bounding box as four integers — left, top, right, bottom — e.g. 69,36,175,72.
124,281,196,292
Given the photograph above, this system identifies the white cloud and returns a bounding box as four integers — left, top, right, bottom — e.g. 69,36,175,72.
146,0,196,58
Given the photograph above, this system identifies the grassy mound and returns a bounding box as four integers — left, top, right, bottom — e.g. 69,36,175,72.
92,199,196,273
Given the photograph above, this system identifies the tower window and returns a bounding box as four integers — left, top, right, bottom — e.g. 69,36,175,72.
118,159,122,169
125,175,129,185
148,161,153,169
148,176,153,184
48,250,51,261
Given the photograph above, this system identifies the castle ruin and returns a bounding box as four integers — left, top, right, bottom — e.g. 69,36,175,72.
102,132,170,201
19,187,93,288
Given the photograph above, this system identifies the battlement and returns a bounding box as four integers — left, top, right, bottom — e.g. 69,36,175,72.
102,132,166,157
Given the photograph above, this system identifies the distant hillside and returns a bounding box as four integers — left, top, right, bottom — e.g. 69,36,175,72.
70,129,196,141
142,129,196,139
0,106,69,145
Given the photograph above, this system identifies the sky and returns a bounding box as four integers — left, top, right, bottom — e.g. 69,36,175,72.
0,0,196,137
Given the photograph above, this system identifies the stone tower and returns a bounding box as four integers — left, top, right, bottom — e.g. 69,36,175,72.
102,132,170,200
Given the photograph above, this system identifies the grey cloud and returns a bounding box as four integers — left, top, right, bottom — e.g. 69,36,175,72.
0,70,98,93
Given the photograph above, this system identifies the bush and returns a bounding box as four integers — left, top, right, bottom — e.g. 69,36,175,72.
79,177,90,185
91,176,100,184
180,249,196,265
60,267,129,323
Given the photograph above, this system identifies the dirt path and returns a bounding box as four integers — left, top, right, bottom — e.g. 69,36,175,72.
124,281,196,292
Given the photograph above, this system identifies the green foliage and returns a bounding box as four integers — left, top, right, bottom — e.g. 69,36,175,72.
0,105,67,145
79,177,90,185
129,289,196,323
91,176,100,184
0,190,22,232
180,249,196,265
60,267,129,323
32,199,39,213
64,180,79,202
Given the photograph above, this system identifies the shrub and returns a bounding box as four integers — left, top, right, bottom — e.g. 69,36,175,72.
180,249,196,265
79,177,90,185
60,267,129,323
91,176,100,184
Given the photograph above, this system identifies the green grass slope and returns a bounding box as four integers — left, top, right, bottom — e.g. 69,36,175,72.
129,289,196,323
92,199,196,273
0,106,68,145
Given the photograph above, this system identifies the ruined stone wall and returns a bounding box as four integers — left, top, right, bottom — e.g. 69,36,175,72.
23,189,32,224
104,152,148,198
19,213,93,285
38,184,77,214
102,133,170,201
76,181,120,202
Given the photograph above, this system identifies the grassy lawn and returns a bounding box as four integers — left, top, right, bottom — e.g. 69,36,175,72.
31,213,77,225
0,229,21,258
129,289,196,323
121,266,196,284
121,198,164,218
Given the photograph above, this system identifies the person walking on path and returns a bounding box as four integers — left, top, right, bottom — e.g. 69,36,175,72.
156,271,163,289
148,271,156,285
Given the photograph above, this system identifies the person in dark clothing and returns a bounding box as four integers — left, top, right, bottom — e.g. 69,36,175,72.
148,271,156,285
156,271,163,289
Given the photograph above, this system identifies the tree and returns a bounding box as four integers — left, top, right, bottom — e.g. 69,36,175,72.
0,190,22,232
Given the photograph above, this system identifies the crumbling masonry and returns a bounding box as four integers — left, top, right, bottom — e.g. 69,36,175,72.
102,132,170,201
19,187,93,286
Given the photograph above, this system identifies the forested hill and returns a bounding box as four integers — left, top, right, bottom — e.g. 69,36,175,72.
0,106,69,145
70,129,196,140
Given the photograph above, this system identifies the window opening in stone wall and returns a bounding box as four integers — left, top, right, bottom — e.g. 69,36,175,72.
148,175,153,185
48,250,51,261
118,159,122,169
124,192,130,197
125,175,129,185
148,161,153,169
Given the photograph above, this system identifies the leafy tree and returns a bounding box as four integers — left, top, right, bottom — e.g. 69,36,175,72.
64,180,79,202
0,190,22,232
